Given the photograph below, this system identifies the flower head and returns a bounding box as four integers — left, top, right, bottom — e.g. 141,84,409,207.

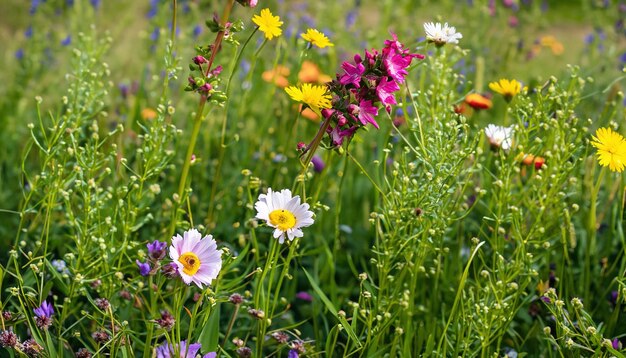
252,8,283,40
169,229,222,288
520,153,545,170
255,188,315,243
34,301,54,319
489,79,522,101
484,124,514,151
34,301,54,330
465,93,492,110
301,28,334,48
298,61,332,84
136,260,151,276
262,65,290,88
0,330,19,348
285,83,332,115
155,340,215,358
424,22,463,46
591,127,626,172
147,240,168,261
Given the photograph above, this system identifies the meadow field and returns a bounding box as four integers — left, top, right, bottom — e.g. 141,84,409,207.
1,0,626,357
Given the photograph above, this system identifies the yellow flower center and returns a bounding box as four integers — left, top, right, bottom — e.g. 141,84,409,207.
178,252,201,276
269,209,297,232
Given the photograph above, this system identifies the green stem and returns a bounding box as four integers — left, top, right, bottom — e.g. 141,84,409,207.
168,0,235,237
583,166,606,301
346,150,387,202
206,28,261,226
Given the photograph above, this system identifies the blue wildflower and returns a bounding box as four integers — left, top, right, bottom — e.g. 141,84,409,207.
15,49,24,60
193,25,202,38
150,27,160,42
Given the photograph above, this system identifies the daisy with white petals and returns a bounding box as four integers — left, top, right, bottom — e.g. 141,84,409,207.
423,22,463,46
255,188,315,244
169,229,222,289
485,124,514,151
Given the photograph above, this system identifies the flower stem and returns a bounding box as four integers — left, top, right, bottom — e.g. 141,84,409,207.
222,303,240,347
168,0,235,237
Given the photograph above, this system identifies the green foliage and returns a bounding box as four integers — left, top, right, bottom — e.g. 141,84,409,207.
2,1,626,357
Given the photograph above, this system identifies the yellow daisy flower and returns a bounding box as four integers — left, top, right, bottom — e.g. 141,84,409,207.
591,127,626,173
252,8,283,40
285,83,332,115
489,79,522,102
301,29,334,48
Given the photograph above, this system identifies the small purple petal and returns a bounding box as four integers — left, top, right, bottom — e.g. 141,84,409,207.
295,291,313,302
136,260,151,276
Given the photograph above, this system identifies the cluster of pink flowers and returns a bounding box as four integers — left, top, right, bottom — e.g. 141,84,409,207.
322,34,424,147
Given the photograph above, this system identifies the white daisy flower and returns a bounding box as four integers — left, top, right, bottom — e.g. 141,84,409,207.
169,229,222,289
423,22,463,46
255,188,315,244
484,124,514,151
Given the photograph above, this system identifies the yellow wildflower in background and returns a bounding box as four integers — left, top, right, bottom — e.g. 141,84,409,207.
252,8,283,40
489,79,522,102
591,127,626,173
285,83,332,115
301,29,334,48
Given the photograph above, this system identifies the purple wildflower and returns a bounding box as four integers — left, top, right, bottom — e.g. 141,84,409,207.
155,340,206,358
34,301,54,319
147,240,168,261
540,296,551,303
61,35,71,46
311,155,325,173
155,310,175,331
33,301,54,330
613,338,622,350
136,260,151,276
161,262,179,278
288,350,299,358
295,291,314,301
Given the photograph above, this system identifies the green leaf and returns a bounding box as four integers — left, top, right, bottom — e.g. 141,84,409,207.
302,268,361,348
199,303,220,352
45,331,58,358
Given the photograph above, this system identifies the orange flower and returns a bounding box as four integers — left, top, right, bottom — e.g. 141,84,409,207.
262,65,290,87
520,153,545,170
454,102,470,116
299,105,319,121
465,93,492,110
141,108,157,120
298,61,332,84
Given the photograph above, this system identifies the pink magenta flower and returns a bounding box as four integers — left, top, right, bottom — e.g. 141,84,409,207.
339,59,365,88
356,100,380,129
384,53,412,84
330,126,358,146
376,76,400,112
169,229,222,288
